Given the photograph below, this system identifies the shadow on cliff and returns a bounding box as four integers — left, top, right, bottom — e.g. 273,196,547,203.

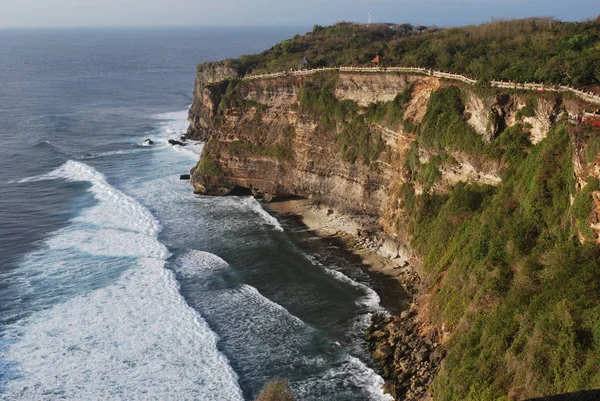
525,390,600,401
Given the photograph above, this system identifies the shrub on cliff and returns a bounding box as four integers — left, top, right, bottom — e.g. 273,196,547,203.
297,76,387,167
196,156,222,177
571,177,600,239
400,120,600,399
421,86,484,154
227,139,293,161
254,380,296,401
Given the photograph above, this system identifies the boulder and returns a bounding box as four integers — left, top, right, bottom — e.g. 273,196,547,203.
369,330,389,341
180,174,191,180
143,138,154,146
373,344,394,360
168,139,186,146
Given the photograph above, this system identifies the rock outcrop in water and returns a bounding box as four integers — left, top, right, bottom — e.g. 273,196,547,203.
187,63,600,399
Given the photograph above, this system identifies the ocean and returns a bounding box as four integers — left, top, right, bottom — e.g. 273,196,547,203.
0,27,391,400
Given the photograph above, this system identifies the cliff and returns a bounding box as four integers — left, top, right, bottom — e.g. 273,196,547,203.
188,68,600,237
187,65,600,400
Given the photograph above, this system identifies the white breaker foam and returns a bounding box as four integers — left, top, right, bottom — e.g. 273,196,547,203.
152,109,203,160
1,160,243,401
305,254,384,314
175,250,393,401
239,196,284,232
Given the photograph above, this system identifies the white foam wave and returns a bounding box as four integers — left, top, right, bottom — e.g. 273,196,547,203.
7,176,40,184
46,228,168,259
294,355,393,401
50,160,161,235
305,254,384,313
152,109,189,141
151,109,204,160
152,109,190,122
3,259,244,401
240,197,284,232
2,160,243,400
175,250,231,277
177,249,305,323
77,148,147,158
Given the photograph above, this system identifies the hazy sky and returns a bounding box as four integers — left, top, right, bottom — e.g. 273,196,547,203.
0,0,598,28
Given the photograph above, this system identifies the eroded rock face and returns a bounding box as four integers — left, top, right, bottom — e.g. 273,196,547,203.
403,78,440,124
187,71,568,241
465,91,493,140
186,65,240,141
189,73,417,216
186,69,600,399
334,74,418,107
570,123,600,243
523,96,560,144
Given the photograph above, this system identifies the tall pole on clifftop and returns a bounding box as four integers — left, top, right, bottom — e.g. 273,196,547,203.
368,11,372,26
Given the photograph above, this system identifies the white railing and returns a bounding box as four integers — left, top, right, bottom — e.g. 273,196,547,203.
241,66,600,105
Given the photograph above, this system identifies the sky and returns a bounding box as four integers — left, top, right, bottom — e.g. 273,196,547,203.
0,0,598,28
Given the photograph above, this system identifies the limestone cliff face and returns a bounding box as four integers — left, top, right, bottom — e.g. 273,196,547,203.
186,65,240,140
188,73,420,217
187,71,582,240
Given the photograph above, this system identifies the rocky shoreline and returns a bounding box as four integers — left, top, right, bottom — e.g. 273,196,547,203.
367,309,444,401
268,198,440,400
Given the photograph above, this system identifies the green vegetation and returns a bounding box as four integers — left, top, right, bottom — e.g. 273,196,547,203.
572,178,599,221
483,124,532,175
396,119,600,399
297,75,387,167
404,140,421,179
254,380,296,401
586,134,600,162
518,95,539,118
421,86,485,154
202,17,600,86
216,79,269,115
196,156,222,177
364,84,414,127
297,73,345,129
416,153,457,189
227,139,293,161
572,178,600,239
337,118,385,166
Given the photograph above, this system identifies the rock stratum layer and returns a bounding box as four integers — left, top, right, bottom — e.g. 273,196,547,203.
187,66,600,400
188,68,599,239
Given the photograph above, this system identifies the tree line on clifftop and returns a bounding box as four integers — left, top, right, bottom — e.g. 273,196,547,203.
202,16,600,88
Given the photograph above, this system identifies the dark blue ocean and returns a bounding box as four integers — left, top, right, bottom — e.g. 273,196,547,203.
0,27,391,401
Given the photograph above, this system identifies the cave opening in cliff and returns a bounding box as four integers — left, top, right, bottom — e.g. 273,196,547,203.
229,186,253,196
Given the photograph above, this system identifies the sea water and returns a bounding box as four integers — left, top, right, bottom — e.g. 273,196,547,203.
0,27,392,400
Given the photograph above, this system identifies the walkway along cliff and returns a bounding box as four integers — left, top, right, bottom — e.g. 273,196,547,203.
186,64,600,400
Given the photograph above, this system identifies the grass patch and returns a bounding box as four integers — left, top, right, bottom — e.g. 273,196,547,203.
337,118,386,166
298,74,387,166
196,156,222,177
421,86,485,154
227,139,293,160
397,121,600,400
585,134,600,162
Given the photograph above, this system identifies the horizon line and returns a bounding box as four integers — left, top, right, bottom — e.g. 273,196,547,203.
1,15,598,31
